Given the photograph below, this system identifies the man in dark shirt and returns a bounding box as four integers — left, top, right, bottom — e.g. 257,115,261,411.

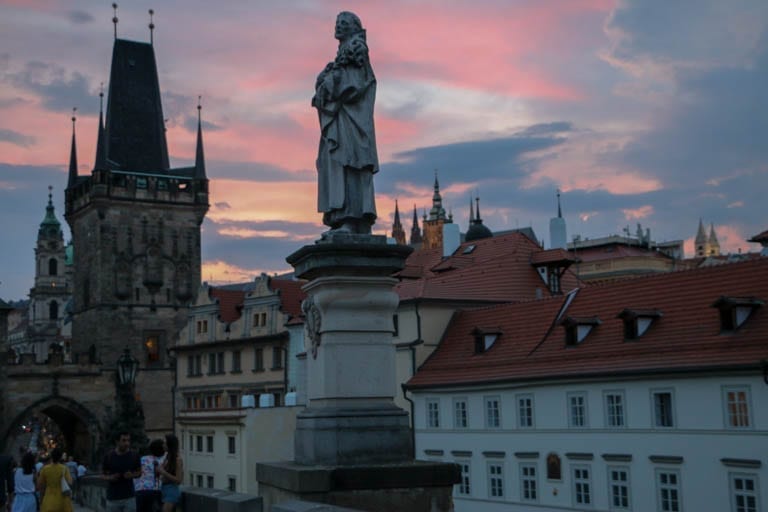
0,453,14,511
102,432,141,512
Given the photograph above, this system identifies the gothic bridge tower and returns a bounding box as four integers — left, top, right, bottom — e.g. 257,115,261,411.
65,37,209,435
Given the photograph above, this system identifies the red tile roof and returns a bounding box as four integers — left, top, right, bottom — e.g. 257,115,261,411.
406,258,768,389
269,278,306,323
571,244,672,263
209,288,245,323
530,248,575,265
396,232,580,302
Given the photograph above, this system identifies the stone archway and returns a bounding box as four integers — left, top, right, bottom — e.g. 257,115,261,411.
2,395,102,466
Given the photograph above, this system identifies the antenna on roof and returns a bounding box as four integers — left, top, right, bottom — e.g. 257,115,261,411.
148,9,155,46
71,107,77,129
197,95,202,122
112,3,119,39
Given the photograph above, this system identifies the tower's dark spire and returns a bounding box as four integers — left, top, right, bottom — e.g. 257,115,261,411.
391,199,405,245
466,195,493,242
112,3,118,39
393,199,402,227
557,188,562,218
428,169,446,220
410,204,423,245
475,196,482,223
468,196,475,228
94,85,107,171
39,186,62,238
104,37,170,172
194,96,206,179
148,9,155,46
68,108,78,187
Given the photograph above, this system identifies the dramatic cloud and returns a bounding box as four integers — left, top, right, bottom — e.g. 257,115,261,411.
0,129,35,147
66,10,93,24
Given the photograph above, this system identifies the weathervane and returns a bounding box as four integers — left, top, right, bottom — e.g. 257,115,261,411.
197,95,202,122
71,107,77,129
112,3,118,39
148,9,155,46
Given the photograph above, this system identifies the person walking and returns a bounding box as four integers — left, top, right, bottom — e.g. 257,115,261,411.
36,447,73,512
0,452,14,512
155,435,182,512
11,452,36,512
102,432,141,512
134,440,164,512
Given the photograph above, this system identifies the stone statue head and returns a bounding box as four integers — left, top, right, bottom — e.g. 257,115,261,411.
335,11,362,40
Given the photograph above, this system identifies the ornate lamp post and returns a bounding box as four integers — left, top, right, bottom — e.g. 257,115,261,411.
116,348,138,387
104,347,146,452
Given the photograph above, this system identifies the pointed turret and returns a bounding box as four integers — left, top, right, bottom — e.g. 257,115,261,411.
410,204,422,245
104,38,170,172
465,196,492,242
39,186,62,239
428,170,446,221
194,98,207,179
391,200,405,245
695,218,708,257
468,197,475,230
67,110,78,187
709,223,721,256
549,189,567,249
94,88,107,171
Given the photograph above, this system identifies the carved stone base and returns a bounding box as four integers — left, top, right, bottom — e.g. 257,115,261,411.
294,405,411,466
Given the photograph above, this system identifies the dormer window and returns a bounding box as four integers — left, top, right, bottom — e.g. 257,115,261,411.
712,296,763,332
562,317,601,346
473,327,501,354
618,309,663,340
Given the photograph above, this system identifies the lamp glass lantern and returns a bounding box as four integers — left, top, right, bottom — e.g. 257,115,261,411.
117,348,139,386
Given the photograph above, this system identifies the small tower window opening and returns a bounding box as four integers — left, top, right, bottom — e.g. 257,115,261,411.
49,300,59,320
48,258,58,276
145,335,160,362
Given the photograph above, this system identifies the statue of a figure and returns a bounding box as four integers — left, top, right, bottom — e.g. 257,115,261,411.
312,11,378,234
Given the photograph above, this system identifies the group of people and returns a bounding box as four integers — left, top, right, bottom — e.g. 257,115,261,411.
0,432,182,512
102,432,182,512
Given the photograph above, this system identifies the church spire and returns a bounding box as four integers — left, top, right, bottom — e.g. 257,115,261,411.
557,188,563,218
474,196,482,224
709,222,720,255
391,200,405,245
194,96,207,179
410,204,423,245
468,196,475,229
67,108,78,187
428,169,446,220
94,86,107,171
39,186,62,238
465,195,492,242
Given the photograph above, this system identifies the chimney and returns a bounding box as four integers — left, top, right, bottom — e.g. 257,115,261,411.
443,223,461,257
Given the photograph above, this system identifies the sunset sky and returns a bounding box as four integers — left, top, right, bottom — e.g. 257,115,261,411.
1,0,766,300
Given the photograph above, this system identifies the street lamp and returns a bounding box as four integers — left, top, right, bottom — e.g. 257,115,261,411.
117,348,138,386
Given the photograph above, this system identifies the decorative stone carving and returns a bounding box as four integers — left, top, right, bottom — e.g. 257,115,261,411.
301,298,322,359
312,11,378,235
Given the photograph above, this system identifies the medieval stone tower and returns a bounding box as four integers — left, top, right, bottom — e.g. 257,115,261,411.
65,37,208,434
422,171,452,250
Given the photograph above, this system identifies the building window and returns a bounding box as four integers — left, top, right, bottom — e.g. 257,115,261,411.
652,390,675,428
217,352,225,374
196,474,203,488
206,475,214,488
232,350,241,372
730,473,759,512
427,399,440,428
206,435,214,453
228,435,236,455
228,393,239,409
228,477,237,492
260,312,267,326
572,465,592,506
454,398,468,429
547,453,562,480
194,355,202,376
196,435,203,453
520,463,537,502
197,320,208,334
724,386,751,428
254,348,264,371
517,394,534,428
49,301,59,320
208,353,216,375
272,346,283,369
485,396,501,429
144,335,160,362
568,392,587,428
189,435,194,451
608,466,631,510
456,461,471,496
487,462,504,499
656,470,681,512
605,391,626,428
48,258,58,276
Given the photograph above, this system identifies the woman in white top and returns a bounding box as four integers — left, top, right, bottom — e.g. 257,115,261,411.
12,452,37,512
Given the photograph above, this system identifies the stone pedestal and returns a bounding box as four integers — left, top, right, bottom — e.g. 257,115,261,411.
287,235,412,466
257,235,459,512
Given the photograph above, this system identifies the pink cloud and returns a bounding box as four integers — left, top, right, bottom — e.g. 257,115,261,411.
622,205,654,220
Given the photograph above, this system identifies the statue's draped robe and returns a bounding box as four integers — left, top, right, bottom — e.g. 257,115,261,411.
313,31,378,229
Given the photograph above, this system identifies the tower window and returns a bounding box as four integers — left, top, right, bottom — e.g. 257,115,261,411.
48,258,58,276
49,301,59,320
